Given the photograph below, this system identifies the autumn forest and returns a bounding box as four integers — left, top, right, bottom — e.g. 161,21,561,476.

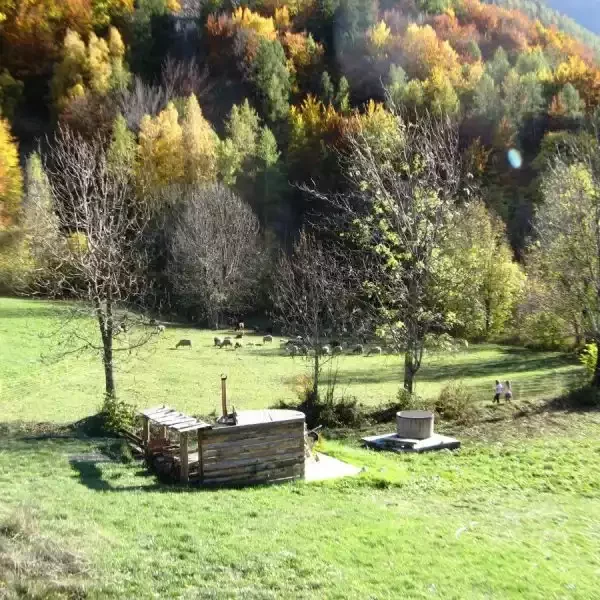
2,0,600,390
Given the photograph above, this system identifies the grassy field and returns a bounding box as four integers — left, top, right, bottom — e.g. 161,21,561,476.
0,297,584,422
1,296,599,599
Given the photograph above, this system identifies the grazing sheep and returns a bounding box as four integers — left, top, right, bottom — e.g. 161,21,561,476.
176,339,192,349
332,345,343,355
222,338,233,347
352,344,364,355
156,325,165,334
235,333,244,339
214,336,224,347
321,345,331,356
235,322,245,331
368,346,383,356
263,335,273,343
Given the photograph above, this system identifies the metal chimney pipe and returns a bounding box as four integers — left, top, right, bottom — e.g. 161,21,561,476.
221,374,228,418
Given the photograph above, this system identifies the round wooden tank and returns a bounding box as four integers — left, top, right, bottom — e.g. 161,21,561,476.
396,410,434,439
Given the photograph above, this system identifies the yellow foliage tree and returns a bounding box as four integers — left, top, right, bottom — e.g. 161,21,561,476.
182,94,219,184
425,67,460,116
274,6,290,31
51,27,129,112
138,103,185,193
231,7,276,40
401,24,461,83
0,117,23,229
366,20,391,55
88,33,112,95
351,100,402,156
51,29,87,111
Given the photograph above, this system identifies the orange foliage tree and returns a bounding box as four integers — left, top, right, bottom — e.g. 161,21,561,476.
0,0,133,77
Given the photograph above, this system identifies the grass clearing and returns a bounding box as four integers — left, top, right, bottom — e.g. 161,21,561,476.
0,297,584,423
0,414,599,599
1,297,599,598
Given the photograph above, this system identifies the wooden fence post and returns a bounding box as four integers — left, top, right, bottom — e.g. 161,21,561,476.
180,432,189,483
142,416,150,448
197,429,204,483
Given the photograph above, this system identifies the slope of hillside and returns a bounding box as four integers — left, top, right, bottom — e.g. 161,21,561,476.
486,0,600,54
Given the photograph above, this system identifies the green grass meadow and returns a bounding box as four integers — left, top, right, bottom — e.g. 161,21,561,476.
1,297,599,599
0,297,583,422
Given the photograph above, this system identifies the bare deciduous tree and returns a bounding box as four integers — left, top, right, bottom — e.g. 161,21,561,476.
169,183,262,328
308,111,466,393
117,58,214,132
31,127,153,400
273,230,353,402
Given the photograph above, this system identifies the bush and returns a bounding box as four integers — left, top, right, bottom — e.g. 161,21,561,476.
275,374,368,429
579,343,597,377
559,385,600,409
520,312,569,351
101,394,135,434
369,389,429,423
432,382,478,424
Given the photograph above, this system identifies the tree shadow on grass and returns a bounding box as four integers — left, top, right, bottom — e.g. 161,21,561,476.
418,353,577,383
330,354,579,389
70,460,113,491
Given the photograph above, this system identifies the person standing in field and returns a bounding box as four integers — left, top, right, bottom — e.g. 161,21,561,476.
505,381,513,402
493,380,504,404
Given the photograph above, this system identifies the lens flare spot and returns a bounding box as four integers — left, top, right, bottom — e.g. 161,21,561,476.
507,148,523,169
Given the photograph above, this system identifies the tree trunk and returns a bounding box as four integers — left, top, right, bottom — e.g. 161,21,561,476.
592,341,600,388
573,319,582,348
103,335,115,399
403,350,415,394
95,297,116,399
484,297,491,338
312,352,320,404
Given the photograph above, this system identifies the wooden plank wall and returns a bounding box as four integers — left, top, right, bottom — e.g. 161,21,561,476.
191,418,305,485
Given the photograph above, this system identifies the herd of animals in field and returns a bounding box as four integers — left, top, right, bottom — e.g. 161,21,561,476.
136,318,388,357
206,322,386,357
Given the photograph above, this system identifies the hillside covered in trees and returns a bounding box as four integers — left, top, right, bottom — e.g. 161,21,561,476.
3,0,600,384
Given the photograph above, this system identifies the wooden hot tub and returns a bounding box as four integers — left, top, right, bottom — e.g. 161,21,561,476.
140,407,306,486
193,409,306,485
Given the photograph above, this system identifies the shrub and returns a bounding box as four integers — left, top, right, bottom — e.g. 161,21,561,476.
579,343,597,377
521,312,569,351
101,393,135,434
432,382,478,424
276,373,368,428
559,385,600,409
369,390,429,423
395,388,427,411
317,397,366,429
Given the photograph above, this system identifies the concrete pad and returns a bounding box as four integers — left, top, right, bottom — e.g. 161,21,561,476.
305,453,362,482
362,432,461,453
